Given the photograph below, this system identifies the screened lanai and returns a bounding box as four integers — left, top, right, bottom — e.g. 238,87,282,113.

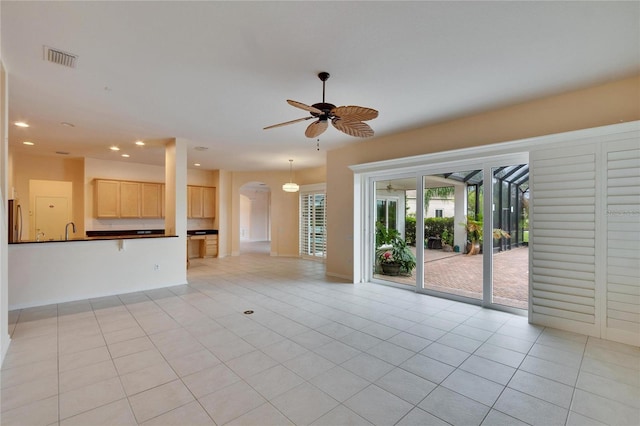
374,163,530,310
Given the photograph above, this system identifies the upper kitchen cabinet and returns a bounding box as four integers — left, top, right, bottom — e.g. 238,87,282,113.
188,186,203,218
95,179,214,219
141,183,162,218
188,185,216,219
120,181,141,218
202,186,216,218
94,179,163,219
95,179,120,218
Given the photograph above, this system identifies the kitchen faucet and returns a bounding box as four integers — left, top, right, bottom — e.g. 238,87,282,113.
65,222,76,240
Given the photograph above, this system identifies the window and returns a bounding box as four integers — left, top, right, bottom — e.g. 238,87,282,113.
300,186,326,260
435,209,443,218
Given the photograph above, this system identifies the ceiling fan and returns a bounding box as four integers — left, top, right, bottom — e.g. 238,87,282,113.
264,72,378,138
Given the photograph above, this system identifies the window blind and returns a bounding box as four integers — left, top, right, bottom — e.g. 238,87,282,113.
530,148,597,334
605,142,640,344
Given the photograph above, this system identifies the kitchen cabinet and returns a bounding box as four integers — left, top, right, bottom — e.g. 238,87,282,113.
141,183,162,218
188,186,203,218
204,234,218,257
203,186,216,218
95,180,119,218
187,185,216,219
188,234,218,258
95,179,163,219
95,179,214,219
119,182,141,218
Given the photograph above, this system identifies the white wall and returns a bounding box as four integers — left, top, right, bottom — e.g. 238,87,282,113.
8,237,185,309
249,190,269,241
239,194,251,240
0,59,9,364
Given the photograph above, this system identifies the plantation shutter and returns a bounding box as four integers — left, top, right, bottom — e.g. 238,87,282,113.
300,190,327,259
604,139,640,345
530,146,598,336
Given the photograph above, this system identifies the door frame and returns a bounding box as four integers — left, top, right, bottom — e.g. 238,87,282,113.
355,152,529,314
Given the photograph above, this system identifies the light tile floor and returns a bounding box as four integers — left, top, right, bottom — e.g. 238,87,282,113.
2,252,639,426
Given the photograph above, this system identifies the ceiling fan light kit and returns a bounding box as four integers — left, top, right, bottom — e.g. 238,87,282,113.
264,72,378,138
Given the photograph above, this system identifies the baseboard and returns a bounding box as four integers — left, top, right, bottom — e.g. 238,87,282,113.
325,271,353,282
1,334,11,367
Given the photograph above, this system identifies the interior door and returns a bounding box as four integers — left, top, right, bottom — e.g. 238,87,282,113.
35,196,70,240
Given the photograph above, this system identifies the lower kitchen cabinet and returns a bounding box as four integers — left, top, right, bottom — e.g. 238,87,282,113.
188,234,218,258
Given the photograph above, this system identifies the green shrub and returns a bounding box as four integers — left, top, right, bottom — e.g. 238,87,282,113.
424,217,454,240
405,216,416,246
375,222,399,248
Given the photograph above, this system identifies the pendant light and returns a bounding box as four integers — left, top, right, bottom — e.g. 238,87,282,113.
282,159,299,193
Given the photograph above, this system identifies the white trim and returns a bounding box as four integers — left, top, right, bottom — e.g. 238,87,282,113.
299,183,326,193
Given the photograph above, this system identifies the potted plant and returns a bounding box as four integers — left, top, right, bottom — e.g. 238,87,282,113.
465,218,483,255
464,217,512,255
376,234,417,276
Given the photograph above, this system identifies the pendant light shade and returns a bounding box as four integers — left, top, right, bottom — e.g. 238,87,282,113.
282,159,299,193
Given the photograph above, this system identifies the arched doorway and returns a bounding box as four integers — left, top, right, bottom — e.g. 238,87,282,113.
239,181,271,254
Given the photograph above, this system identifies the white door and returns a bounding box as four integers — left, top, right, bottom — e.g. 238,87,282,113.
35,196,70,240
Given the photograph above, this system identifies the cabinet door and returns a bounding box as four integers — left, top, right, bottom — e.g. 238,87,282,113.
189,186,204,218
120,182,141,218
161,184,165,218
141,183,161,218
95,180,119,218
203,187,216,218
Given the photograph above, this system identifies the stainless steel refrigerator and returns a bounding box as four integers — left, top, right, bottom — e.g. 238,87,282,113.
8,199,23,243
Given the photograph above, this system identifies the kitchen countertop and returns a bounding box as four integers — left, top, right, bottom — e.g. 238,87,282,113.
10,229,217,244
9,234,178,244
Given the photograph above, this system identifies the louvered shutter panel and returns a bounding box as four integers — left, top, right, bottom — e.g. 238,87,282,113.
314,194,327,257
300,191,327,259
530,146,598,336
301,194,312,256
604,140,640,345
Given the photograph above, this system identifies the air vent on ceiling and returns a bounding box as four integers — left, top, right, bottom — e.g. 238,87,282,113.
43,46,78,68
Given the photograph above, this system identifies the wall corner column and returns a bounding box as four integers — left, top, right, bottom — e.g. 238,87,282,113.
165,138,188,276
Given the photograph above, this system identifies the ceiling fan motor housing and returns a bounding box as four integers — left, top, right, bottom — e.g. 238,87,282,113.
311,102,336,118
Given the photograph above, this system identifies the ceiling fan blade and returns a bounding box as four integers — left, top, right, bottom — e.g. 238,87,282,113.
287,99,322,115
332,118,374,138
332,105,378,122
305,119,328,138
263,116,313,130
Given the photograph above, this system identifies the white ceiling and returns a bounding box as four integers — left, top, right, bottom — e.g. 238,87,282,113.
2,1,638,172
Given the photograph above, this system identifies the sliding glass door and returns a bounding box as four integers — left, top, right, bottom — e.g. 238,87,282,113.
490,164,530,309
422,170,483,302
373,178,416,287
368,154,529,312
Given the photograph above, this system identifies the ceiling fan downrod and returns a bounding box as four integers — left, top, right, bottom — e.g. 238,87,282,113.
318,72,330,103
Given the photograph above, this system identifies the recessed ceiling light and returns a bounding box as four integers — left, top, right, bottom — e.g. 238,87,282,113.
194,163,201,167
23,141,34,146
135,140,145,146
60,122,75,127
14,121,29,128
110,146,120,151
121,154,130,158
